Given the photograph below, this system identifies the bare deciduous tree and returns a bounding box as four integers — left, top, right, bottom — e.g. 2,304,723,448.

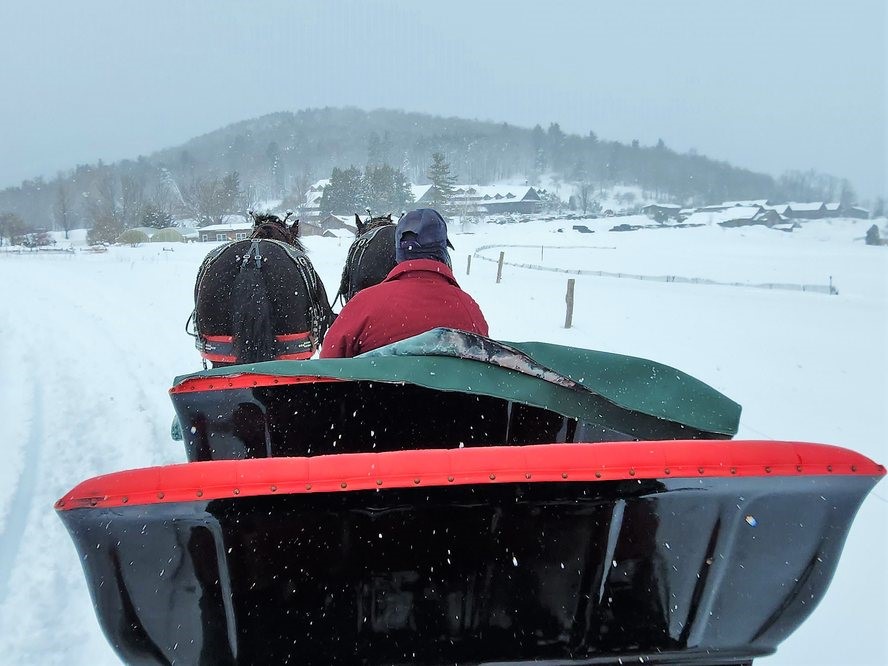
53,179,74,239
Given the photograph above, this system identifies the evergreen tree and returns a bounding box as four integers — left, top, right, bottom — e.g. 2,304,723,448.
320,166,363,214
0,212,27,246
839,179,856,207
361,165,414,214
141,202,173,228
426,152,456,212
266,142,286,197
531,124,546,176
547,123,566,170
221,172,242,214
865,224,881,246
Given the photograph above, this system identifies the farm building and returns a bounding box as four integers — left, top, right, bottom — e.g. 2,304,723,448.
642,203,683,222
197,219,254,242
413,184,542,215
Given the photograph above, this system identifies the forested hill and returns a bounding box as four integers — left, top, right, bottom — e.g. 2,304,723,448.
146,107,785,203
0,107,848,233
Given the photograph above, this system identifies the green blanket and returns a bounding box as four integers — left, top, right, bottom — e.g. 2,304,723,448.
174,328,740,436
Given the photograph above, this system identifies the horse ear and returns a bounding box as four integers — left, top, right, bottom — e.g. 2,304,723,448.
386,213,392,220
290,219,299,236
355,213,364,234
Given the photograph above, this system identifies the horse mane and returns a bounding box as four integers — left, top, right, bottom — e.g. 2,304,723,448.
249,211,305,252
355,213,394,237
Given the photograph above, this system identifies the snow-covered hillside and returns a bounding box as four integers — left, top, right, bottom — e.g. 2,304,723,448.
0,216,885,665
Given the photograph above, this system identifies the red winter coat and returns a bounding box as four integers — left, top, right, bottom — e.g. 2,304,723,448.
320,259,489,358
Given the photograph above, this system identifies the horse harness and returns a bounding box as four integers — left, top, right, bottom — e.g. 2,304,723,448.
190,238,330,365
337,224,391,304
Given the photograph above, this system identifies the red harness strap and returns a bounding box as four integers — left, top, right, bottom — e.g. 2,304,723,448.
198,332,314,363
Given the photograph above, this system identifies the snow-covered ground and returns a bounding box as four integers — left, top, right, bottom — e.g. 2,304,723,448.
0,216,885,664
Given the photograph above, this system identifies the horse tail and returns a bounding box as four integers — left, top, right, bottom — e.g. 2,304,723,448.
230,265,275,364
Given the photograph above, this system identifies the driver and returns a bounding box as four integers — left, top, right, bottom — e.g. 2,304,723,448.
320,208,488,358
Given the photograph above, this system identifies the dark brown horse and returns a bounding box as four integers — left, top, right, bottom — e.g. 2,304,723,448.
334,213,398,305
190,211,335,367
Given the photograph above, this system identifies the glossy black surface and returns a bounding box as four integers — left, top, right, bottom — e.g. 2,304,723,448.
60,475,876,665
172,381,720,462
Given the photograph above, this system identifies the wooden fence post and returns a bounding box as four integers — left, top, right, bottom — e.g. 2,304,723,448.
540,246,544,261
496,251,505,284
564,278,575,328
466,254,472,275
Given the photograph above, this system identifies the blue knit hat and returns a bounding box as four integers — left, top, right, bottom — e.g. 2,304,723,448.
395,208,455,265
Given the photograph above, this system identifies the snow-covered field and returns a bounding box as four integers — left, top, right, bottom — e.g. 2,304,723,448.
0,216,885,664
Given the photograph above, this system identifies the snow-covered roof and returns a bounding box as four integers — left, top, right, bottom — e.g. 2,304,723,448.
721,199,768,207
324,214,356,225
788,202,825,211
451,184,536,201
197,219,252,232
682,206,763,226
323,228,355,238
764,204,790,215
825,203,841,211
411,184,433,202
642,203,682,210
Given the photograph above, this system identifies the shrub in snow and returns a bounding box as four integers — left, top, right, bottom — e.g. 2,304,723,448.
116,229,150,245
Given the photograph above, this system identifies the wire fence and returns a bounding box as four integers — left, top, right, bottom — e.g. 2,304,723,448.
472,244,838,296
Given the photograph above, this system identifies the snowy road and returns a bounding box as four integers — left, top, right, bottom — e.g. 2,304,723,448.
0,217,885,664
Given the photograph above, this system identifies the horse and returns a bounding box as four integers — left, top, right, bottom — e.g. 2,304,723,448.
189,211,336,367
334,212,398,305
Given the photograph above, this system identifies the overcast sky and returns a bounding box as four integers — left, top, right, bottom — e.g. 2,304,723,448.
1,0,885,199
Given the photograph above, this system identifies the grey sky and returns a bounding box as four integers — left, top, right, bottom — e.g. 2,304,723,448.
1,0,885,199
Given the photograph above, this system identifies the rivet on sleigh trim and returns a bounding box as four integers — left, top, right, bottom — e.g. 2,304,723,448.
270,485,277,492
764,466,772,474
561,472,568,479
413,478,421,485
595,472,602,478
698,467,705,475
489,473,496,481
233,488,240,495
524,473,532,480
208,384,213,390
796,465,802,472
90,499,98,506
629,469,636,476
851,465,857,472
730,467,737,475
57,500,65,507
447,476,454,482
375,479,383,486
664,468,671,475
121,497,128,503
196,490,203,498
827,465,833,472
157,492,165,499
305,483,312,490
340,482,347,489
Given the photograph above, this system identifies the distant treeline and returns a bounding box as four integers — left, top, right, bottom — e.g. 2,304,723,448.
0,107,856,240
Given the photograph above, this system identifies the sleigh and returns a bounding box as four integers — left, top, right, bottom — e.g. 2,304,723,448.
56,329,884,665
